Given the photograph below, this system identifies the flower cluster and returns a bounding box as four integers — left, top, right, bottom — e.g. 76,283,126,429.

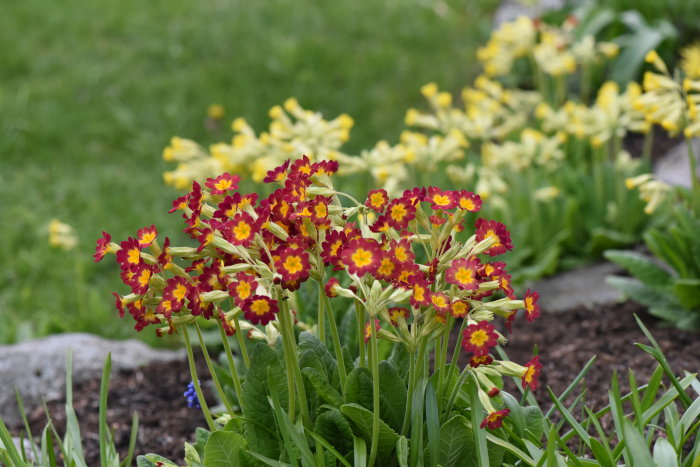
98,157,541,430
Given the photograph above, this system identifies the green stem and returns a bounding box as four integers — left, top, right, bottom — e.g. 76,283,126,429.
443,367,470,423
279,294,312,429
217,320,244,409
320,283,347,388
368,313,381,467
194,322,235,415
232,316,250,368
356,299,366,368
685,137,700,215
317,290,326,346
641,129,654,170
436,315,453,408
401,349,417,436
182,325,216,431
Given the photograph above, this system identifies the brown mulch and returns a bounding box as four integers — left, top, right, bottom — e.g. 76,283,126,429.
10,301,700,464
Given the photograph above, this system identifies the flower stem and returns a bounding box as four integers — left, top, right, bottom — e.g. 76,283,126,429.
368,312,381,467
685,137,700,215
317,284,325,344
182,325,216,431
194,322,235,415
232,316,250,368
279,294,312,429
401,348,416,436
356,299,366,368
217,320,244,409
320,283,347,388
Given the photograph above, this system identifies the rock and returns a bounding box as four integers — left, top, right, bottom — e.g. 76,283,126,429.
532,261,625,312
654,138,700,189
0,333,185,427
493,0,564,26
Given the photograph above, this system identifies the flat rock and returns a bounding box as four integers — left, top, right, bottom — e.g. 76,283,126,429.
0,333,184,427
654,138,700,189
532,261,625,312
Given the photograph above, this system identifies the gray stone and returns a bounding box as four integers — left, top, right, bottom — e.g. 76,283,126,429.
0,333,184,427
494,0,564,26
531,261,625,312
654,138,700,189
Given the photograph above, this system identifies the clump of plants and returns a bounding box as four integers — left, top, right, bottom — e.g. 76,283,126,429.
91,157,546,465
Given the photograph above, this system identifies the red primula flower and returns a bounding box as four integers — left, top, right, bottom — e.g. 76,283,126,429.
128,264,153,295
475,219,513,257
445,258,480,290
454,190,482,212
388,239,415,264
116,237,142,270
375,252,398,282
401,187,426,205
462,321,498,356
521,355,542,391
275,247,311,283
386,198,416,230
310,159,338,176
341,238,382,277
205,173,241,195
137,225,158,247
227,272,258,306
94,231,112,262
523,289,540,322
162,276,190,314
219,309,236,336
430,291,450,312
427,187,457,210
324,277,340,297
365,189,389,213
394,262,422,289
169,194,189,214
449,300,469,319
370,214,392,233
289,155,313,179
481,261,506,278
469,355,494,368
429,214,447,226
364,319,381,343
480,409,509,430
487,387,500,398
409,278,432,308
226,212,258,247
388,307,410,326
264,160,290,184
213,193,257,220
308,196,331,229
242,295,278,325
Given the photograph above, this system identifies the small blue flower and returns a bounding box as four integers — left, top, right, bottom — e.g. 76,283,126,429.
183,381,201,409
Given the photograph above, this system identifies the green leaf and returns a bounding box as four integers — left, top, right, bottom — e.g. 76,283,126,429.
466,377,489,467
605,276,679,308
589,438,616,467
522,406,545,442
202,432,249,467
604,249,674,288
396,436,409,467
673,278,700,309
136,454,178,467
387,343,410,383
439,415,476,467
184,442,202,466
343,367,373,411
353,436,367,467
425,381,440,467
241,343,286,460
0,417,29,467
645,229,689,277
298,331,338,387
340,403,399,462
501,392,526,438
314,408,354,456
587,228,635,255
302,367,343,407
378,361,408,433
653,437,678,467
621,418,655,465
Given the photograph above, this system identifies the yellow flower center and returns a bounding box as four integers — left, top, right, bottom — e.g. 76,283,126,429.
371,193,385,207
251,299,270,315
460,198,475,210
391,204,407,221
283,256,304,274
236,282,251,299
433,194,450,206
455,267,474,285
394,247,408,262
174,283,188,301
234,221,251,240
215,180,232,191
314,203,327,218
469,329,489,347
127,248,140,264
351,248,373,267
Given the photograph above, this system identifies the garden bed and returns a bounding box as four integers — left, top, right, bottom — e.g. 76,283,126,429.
15,300,699,464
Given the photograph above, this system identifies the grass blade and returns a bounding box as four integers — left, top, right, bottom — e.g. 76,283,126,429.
120,411,139,467
15,389,39,463
544,356,597,419
99,353,112,467
0,417,29,467
467,376,489,467
425,381,440,467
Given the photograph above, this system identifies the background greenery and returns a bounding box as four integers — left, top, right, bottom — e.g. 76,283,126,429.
0,0,499,345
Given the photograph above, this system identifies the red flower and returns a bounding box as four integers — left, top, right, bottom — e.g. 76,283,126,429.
445,258,480,290
364,319,381,343
227,272,258,306
325,277,340,297
341,238,382,277
116,237,142,270
310,160,339,176
401,187,426,205
289,155,313,179
524,289,540,322
427,187,456,210
370,214,392,233
521,355,542,391
308,196,331,229
480,409,509,430
449,300,469,319
213,193,258,220
386,198,416,230
161,276,190,316
136,225,158,247
469,355,494,368
205,173,240,195
388,239,414,264
480,261,506,278
264,160,290,184
455,190,482,212
498,274,516,300
275,247,311,283
475,219,513,256
409,278,432,308
219,309,236,336
128,264,153,295
321,230,347,266
429,214,447,226
430,291,450,312
487,387,500,398
94,231,112,262
365,189,389,213
243,295,279,325
169,194,189,214
462,321,498,356
394,262,422,289
388,307,410,326
375,252,398,282
226,212,258,247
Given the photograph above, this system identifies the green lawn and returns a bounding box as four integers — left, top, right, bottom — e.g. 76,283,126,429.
0,0,498,345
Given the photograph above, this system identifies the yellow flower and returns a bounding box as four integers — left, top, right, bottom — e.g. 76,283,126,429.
49,219,78,250
207,104,225,120
681,43,700,79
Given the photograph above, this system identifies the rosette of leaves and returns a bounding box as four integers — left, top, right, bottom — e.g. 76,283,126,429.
605,204,700,330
